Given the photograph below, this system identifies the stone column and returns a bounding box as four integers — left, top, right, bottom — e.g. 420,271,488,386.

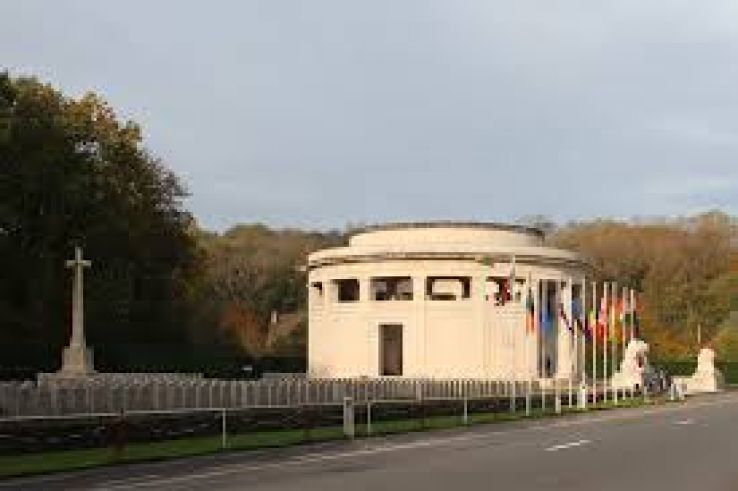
471,274,488,377
324,279,336,308
360,276,375,377
413,275,427,377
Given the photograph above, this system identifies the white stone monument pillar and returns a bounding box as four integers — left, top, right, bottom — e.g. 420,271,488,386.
59,246,95,376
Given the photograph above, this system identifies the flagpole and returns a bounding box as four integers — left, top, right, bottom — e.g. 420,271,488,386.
622,286,628,399
510,255,516,414
602,282,608,404
567,278,574,409
629,288,634,342
532,274,538,415
591,281,597,404
578,277,585,408
622,285,627,352
632,288,642,399
555,280,561,414
540,279,546,411
611,281,618,404
631,288,637,341
579,278,587,396
526,271,532,416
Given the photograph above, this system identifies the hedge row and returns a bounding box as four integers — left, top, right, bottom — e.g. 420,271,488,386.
652,361,738,384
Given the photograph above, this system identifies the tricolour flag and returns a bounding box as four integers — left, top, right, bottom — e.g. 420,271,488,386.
598,295,608,340
526,287,536,333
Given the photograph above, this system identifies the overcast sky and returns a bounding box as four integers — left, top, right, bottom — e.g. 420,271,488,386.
2,1,738,231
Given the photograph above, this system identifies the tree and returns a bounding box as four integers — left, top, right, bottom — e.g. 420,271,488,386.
0,73,200,374
712,313,738,361
551,213,737,359
197,224,342,359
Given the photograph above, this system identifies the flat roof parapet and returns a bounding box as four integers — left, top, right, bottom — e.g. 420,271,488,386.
347,221,545,249
351,221,544,238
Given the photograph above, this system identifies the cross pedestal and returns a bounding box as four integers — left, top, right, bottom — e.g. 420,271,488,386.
61,345,95,376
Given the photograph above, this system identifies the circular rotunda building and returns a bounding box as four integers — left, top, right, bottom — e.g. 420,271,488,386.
307,222,589,380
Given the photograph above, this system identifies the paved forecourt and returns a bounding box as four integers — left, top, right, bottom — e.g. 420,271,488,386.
3,392,738,491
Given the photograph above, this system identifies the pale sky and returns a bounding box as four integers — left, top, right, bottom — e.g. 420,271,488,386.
2,1,738,230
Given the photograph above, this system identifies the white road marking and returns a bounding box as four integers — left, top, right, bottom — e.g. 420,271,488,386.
545,439,591,452
674,419,694,425
60,397,738,490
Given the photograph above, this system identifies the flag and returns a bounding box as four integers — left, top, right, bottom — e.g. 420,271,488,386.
574,316,589,339
541,307,555,333
544,312,555,332
623,294,634,326
572,297,590,339
572,297,583,320
614,296,625,340
525,287,536,332
598,295,608,340
588,304,597,340
632,292,640,338
559,302,574,334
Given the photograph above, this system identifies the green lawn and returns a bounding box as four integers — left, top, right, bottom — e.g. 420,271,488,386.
0,396,657,480
0,426,344,479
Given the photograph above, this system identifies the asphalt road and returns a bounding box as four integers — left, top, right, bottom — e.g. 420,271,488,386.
3,393,738,491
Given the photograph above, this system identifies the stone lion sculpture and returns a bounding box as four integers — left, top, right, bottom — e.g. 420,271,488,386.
696,348,716,376
611,339,649,390
674,347,724,395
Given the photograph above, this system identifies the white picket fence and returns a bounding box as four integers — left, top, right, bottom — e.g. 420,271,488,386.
0,377,541,418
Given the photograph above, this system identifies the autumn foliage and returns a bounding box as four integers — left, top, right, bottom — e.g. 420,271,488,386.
552,213,738,359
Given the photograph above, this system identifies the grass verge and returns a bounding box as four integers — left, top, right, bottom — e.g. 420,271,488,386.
0,396,659,480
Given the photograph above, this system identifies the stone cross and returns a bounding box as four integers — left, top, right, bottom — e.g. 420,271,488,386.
65,246,91,348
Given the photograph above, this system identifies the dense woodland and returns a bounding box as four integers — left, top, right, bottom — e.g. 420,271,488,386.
2,74,737,378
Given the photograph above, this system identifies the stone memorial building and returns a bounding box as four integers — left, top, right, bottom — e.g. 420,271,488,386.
307,222,589,380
